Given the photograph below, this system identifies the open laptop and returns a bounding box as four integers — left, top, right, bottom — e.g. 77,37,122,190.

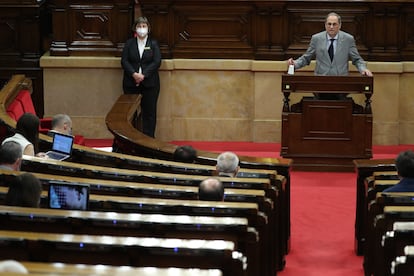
46,132,74,161
48,181,89,211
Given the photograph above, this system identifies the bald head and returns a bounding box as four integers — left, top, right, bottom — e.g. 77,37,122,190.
198,178,224,201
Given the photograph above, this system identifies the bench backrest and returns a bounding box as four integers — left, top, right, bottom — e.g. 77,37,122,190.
0,229,244,276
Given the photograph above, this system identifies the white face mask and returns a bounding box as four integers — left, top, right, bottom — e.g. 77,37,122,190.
136,27,148,38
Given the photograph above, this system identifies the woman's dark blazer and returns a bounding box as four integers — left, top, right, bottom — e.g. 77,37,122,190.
121,36,161,92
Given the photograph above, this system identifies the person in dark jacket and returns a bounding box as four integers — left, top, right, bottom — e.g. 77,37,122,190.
121,16,162,138
383,150,414,192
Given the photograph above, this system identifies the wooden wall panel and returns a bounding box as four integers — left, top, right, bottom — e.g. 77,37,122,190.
137,0,414,61
48,0,132,56
0,0,48,116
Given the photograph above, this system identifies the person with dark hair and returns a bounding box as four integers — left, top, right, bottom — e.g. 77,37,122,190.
173,145,197,163
121,16,162,138
383,150,414,192
5,173,42,207
48,114,73,136
216,151,240,177
0,141,22,171
2,113,42,156
198,177,224,201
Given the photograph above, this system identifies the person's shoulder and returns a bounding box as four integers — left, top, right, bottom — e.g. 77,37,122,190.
311,31,326,41
125,37,137,45
338,30,354,39
313,31,326,38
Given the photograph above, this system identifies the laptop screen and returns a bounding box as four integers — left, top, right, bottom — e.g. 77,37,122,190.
52,133,74,154
48,181,89,210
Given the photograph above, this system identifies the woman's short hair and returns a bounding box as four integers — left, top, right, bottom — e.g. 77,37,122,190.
132,16,151,32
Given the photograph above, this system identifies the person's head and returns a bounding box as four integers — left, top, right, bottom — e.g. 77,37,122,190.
325,12,341,38
5,173,42,208
198,178,224,201
216,151,240,177
0,141,22,170
173,145,197,163
51,114,73,135
15,113,40,152
0,260,28,273
395,150,414,178
133,16,151,39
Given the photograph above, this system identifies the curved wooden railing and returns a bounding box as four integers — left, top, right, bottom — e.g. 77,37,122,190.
105,93,294,173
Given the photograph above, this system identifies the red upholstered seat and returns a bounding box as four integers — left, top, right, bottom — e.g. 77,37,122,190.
9,90,86,146
74,135,85,145
6,100,25,121
15,90,36,114
15,90,52,131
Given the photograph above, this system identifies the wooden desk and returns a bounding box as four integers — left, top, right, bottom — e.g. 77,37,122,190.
0,230,243,275
353,158,396,255
281,74,373,171
20,261,223,276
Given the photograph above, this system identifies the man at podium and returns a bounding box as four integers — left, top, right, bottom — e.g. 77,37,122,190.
287,12,373,100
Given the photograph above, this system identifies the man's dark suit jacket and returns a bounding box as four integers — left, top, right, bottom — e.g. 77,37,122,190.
383,177,414,192
121,36,161,93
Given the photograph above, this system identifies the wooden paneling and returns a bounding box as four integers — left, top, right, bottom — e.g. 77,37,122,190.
0,0,48,117
48,0,133,56
137,0,414,61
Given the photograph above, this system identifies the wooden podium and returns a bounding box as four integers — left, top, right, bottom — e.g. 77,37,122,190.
280,74,374,171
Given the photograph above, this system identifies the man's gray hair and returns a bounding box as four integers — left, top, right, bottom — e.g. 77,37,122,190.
216,151,239,173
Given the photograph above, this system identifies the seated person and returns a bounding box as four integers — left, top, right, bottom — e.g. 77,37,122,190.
383,150,414,192
173,145,197,163
0,141,22,171
216,151,240,177
5,172,42,207
198,177,224,201
2,113,45,157
48,114,73,136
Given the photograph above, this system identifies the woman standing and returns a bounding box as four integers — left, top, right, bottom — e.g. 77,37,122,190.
121,16,161,138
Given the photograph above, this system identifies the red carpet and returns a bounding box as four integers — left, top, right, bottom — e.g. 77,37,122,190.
170,141,413,275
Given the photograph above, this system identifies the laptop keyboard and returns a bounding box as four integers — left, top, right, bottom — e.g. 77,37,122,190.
47,152,67,160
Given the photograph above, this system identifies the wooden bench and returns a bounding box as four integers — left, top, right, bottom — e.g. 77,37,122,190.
0,187,269,276
365,206,414,276
382,222,414,276
0,74,292,268
17,157,285,274
0,205,256,275
19,261,223,276
0,74,290,273
0,230,245,276
363,192,414,276
391,245,414,276
20,156,275,190
353,158,396,255
0,168,276,275
22,155,289,268
0,169,270,208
